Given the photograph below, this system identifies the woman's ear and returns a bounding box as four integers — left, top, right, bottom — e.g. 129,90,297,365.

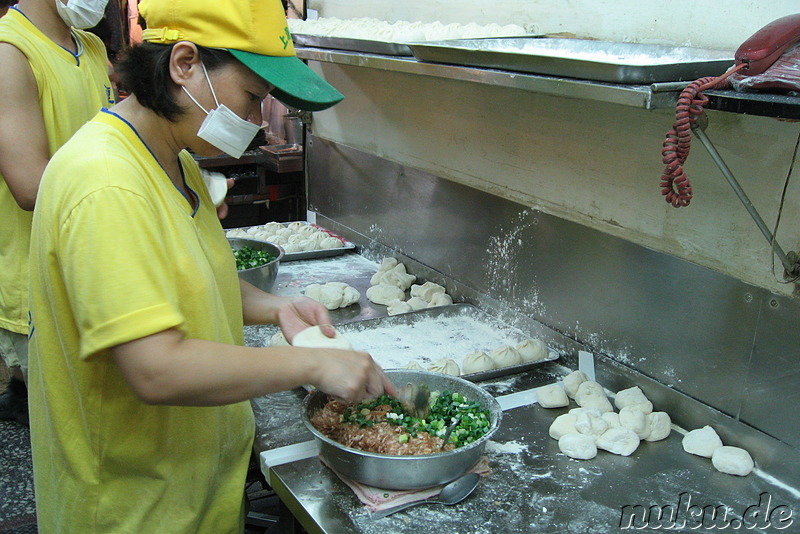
168,42,202,88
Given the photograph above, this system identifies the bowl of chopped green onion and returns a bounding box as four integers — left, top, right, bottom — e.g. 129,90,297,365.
228,237,284,292
302,369,502,490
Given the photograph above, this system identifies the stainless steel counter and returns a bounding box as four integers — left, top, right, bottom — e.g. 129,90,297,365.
246,251,799,533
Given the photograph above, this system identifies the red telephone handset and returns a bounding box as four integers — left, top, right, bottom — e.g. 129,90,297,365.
735,13,800,75
659,13,800,207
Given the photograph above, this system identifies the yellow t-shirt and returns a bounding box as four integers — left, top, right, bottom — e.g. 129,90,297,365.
29,110,253,533
0,8,114,334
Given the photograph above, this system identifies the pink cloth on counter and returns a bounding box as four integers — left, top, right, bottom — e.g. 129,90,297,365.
319,455,491,513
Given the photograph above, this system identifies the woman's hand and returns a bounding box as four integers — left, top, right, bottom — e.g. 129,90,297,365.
276,296,335,342
310,349,397,403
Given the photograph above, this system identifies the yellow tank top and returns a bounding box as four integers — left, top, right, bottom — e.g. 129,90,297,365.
0,7,113,333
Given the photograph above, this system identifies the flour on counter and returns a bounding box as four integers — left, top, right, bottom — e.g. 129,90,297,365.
338,311,534,370
486,440,527,455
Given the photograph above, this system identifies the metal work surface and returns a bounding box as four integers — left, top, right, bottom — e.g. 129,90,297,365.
306,137,800,451
246,249,798,533
265,400,797,534
297,47,799,118
408,38,733,83
294,33,413,56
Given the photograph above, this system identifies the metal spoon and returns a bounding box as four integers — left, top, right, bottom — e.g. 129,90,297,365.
369,472,481,520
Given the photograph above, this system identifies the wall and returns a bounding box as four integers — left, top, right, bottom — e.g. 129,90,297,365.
307,61,800,296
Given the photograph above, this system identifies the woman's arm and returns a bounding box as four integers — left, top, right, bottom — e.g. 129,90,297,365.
239,278,335,341
111,328,395,406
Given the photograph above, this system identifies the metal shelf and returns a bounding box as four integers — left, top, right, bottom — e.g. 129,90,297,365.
297,47,800,117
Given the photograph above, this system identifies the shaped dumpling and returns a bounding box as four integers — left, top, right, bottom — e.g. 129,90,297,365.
428,359,460,376
490,345,523,368
366,284,405,305
516,338,548,363
319,236,343,249
401,361,424,370
461,351,495,374
287,221,307,232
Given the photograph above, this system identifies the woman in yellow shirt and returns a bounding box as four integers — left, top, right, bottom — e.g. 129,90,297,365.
27,0,394,531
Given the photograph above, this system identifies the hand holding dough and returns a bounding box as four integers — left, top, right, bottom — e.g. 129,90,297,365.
292,326,353,350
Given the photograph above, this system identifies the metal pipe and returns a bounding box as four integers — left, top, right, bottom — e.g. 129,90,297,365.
691,121,798,276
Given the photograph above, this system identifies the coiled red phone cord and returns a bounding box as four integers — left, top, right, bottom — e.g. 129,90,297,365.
659,63,748,207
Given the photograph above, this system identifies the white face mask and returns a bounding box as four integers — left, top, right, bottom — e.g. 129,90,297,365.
54,0,108,29
182,64,261,159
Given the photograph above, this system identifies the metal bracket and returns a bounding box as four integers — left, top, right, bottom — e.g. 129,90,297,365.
691,115,800,280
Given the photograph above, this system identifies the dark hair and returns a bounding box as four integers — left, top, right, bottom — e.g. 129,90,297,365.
116,43,238,122
0,0,18,9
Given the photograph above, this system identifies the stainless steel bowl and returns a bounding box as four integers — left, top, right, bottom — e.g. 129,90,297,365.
228,237,284,292
302,369,502,490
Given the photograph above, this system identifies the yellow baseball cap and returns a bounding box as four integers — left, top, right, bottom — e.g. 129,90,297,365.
138,0,344,111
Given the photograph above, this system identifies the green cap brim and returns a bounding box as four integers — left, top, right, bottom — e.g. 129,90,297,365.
229,49,344,112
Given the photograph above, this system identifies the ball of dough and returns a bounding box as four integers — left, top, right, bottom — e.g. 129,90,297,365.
574,408,609,437
407,297,429,311
711,446,754,476
292,326,353,350
549,413,578,439
410,281,446,301
270,331,289,347
366,284,405,305
602,411,621,428
614,386,650,411
428,359,460,376
645,412,672,442
490,345,523,368
386,299,413,316
596,427,640,456
575,381,613,413
619,407,650,439
558,433,597,460
623,401,653,415
562,370,588,399
682,426,723,458
461,351,495,374
304,282,360,310
401,361,424,370
537,383,569,408
427,292,453,307
372,263,416,290
370,258,398,284
516,338,548,363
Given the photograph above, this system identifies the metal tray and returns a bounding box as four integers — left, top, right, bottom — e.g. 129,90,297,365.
226,222,356,262
409,37,735,83
336,303,559,381
293,33,413,56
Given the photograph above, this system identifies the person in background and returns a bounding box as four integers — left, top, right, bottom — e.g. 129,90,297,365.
0,0,113,426
0,1,17,18
27,0,394,531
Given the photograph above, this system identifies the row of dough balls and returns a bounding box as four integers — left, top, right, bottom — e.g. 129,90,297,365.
226,222,344,253
304,282,361,310
539,371,754,475
400,338,550,376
